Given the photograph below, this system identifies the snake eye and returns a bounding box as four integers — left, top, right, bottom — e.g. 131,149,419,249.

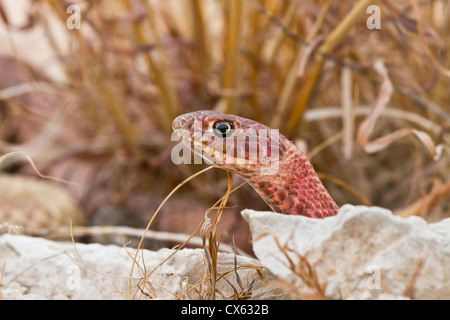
213,121,234,138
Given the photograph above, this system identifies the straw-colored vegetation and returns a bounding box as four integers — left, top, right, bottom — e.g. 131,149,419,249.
0,0,449,299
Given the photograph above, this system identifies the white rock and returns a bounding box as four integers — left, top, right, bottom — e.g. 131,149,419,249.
0,234,287,300
2,288,46,300
242,205,450,300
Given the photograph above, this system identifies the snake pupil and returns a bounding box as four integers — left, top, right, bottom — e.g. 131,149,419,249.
213,121,234,138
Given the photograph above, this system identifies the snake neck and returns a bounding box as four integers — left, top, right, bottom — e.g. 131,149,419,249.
240,147,339,218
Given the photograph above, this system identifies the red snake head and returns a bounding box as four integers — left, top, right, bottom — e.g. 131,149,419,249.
173,110,339,217
172,110,288,177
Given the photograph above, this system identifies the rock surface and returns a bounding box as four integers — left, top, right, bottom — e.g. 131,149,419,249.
242,205,450,299
0,234,286,300
2,205,449,300
0,174,84,230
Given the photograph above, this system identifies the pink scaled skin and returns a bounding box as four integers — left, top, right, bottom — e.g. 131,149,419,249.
172,110,339,218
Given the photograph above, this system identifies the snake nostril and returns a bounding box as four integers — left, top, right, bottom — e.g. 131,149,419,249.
172,116,182,130
173,117,188,130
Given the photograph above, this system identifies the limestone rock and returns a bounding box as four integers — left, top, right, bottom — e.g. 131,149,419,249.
242,205,450,300
0,174,84,230
0,234,287,300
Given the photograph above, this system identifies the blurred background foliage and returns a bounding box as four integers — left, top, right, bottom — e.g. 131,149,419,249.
0,0,448,250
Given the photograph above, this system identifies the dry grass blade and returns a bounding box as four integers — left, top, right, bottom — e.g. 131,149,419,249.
3,252,67,288
67,217,207,300
403,253,429,300
270,0,332,129
409,0,450,78
357,60,394,149
260,233,328,300
124,0,179,127
128,165,214,299
229,237,258,300
397,181,450,218
0,151,80,192
0,260,5,300
0,82,52,99
357,60,439,159
126,166,248,300
317,172,372,206
341,67,354,160
222,0,243,114
286,0,380,135
191,0,210,80
232,237,244,292
319,0,381,55
201,171,234,300
31,224,242,254
363,128,439,159
69,220,140,282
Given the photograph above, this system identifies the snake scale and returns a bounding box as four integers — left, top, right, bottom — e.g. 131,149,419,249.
173,110,339,218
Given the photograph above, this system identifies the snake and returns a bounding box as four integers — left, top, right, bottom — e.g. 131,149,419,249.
172,110,339,218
